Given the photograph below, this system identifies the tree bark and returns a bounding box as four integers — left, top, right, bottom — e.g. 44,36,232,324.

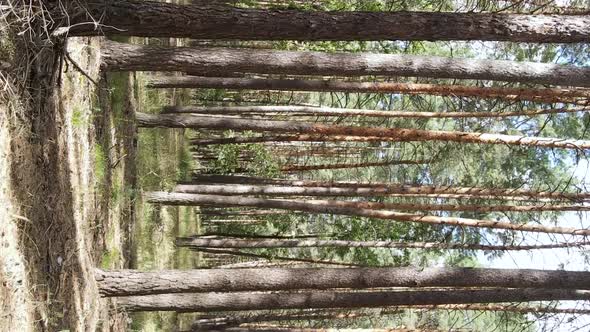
152,77,590,105
281,160,429,172
70,1,590,43
147,192,590,236
194,247,365,268
191,135,386,146
179,179,590,201
136,113,590,150
202,219,266,225
101,41,590,87
177,185,590,212
97,266,590,297
116,288,590,312
199,210,295,216
194,328,464,332
187,180,563,202
192,311,371,330
403,304,590,315
163,105,590,119
177,237,589,252
195,328,453,332
198,232,325,240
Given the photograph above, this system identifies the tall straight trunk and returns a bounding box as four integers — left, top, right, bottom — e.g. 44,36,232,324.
177,180,590,201
70,1,590,42
194,328,461,332
101,41,590,87
281,160,428,172
214,260,311,269
194,247,365,268
191,188,559,202
97,266,590,297
279,150,362,158
152,77,590,105
192,311,372,330
176,185,590,212
267,146,385,155
194,323,468,332
137,113,590,150
199,210,295,216
198,232,326,240
146,192,590,236
116,289,590,312
403,304,590,315
191,135,385,146
164,105,590,119
202,220,265,224
177,237,588,252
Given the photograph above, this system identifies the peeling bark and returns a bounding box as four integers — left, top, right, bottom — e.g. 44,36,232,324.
152,77,590,105
163,105,590,119
146,192,590,236
136,112,590,150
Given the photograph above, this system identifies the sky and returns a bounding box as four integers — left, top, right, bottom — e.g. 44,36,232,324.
481,159,590,331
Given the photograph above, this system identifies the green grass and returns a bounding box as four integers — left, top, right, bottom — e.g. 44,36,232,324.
128,73,201,330
100,248,122,269
93,142,107,185
71,106,86,128
99,216,123,269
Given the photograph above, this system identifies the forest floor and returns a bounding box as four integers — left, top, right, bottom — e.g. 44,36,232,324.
0,32,127,331
0,25,199,331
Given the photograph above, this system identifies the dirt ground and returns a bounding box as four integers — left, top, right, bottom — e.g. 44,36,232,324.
1,24,198,331
0,25,131,330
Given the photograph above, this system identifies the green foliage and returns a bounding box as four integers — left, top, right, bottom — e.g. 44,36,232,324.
126,1,590,331
100,248,122,269
177,145,194,182
71,106,86,128
207,140,280,177
93,143,107,185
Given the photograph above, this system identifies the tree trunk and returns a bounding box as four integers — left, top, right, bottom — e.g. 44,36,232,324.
152,77,590,105
191,189,558,203
191,135,386,146
97,266,590,297
402,304,590,315
199,210,295,216
202,219,266,224
194,328,456,332
198,232,326,240
146,192,590,236
192,311,372,330
164,104,590,119
214,260,310,269
136,113,590,150
267,146,387,156
70,1,590,43
177,237,588,252
116,288,590,312
195,328,450,332
177,185,590,212
194,247,365,268
101,41,590,87
177,180,590,201
281,160,429,172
